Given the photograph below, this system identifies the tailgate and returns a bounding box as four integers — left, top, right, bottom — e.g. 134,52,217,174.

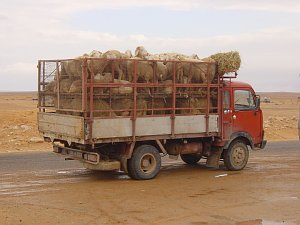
38,112,86,144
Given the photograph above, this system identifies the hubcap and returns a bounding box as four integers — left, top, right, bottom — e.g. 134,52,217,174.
232,147,245,166
140,154,156,174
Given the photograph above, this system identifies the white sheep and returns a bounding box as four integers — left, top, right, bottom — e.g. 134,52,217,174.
135,46,150,59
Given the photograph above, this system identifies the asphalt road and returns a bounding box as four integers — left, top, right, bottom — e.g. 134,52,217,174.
0,141,299,173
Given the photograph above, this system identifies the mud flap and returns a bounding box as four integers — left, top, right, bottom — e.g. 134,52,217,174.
206,147,223,169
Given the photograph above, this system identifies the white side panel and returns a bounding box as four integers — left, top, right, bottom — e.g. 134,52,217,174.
38,112,84,138
92,118,132,139
175,115,218,134
136,117,171,136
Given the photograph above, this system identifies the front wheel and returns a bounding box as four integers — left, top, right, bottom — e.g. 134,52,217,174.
224,141,249,171
127,145,161,180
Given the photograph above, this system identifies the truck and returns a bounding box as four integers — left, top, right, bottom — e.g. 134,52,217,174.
37,56,266,180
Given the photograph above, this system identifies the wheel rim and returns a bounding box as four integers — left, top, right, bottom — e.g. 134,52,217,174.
139,153,157,174
232,146,246,166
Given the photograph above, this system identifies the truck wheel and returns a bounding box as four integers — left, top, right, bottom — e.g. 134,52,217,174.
127,145,161,180
224,141,249,171
180,154,202,164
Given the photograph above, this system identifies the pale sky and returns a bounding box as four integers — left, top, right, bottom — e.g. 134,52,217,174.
0,0,300,92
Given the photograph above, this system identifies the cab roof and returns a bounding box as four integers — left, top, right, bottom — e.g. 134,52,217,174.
224,80,253,89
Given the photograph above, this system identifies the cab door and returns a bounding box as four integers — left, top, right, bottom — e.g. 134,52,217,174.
232,89,262,144
222,89,232,140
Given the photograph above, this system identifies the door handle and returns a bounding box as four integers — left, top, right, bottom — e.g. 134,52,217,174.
233,115,237,120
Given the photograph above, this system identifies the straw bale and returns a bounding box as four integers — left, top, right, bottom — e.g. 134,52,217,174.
44,80,56,93
111,79,133,95
94,73,113,82
147,98,169,115
59,79,73,93
159,80,173,94
176,97,211,114
209,51,241,75
69,79,82,93
111,98,147,116
93,100,116,117
111,99,132,116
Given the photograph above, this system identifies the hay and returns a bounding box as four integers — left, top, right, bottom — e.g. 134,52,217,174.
69,79,82,93
111,79,133,94
93,100,116,117
59,79,73,93
147,98,170,115
44,80,56,93
111,98,147,116
176,97,211,114
209,51,241,75
159,80,173,94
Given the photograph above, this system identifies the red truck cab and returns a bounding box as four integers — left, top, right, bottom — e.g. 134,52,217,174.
217,80,266,170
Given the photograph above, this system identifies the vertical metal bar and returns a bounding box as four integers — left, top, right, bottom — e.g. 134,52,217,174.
132,60,137,141
55,61,60,110
89,59,94,142
82,59,88,114
218,72,222,138
189,62,192,113
109,59,114,117
37,61,41,112
41,61,46,112
206,63,211,135
171,62,176,137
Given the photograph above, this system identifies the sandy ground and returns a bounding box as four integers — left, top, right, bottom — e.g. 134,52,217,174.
259,92,299,141
0,92,298,153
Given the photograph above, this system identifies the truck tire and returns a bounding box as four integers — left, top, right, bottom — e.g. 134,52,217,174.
180,154,202,164
127,145,161,180
224,140,249,171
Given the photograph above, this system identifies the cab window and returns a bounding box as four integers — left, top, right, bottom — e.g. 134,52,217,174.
223,90,230,110
234,90,255,111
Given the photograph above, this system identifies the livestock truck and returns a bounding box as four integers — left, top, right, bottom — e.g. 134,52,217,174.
37,57,266,180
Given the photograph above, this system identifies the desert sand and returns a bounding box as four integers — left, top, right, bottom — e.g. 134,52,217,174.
0,92,299,153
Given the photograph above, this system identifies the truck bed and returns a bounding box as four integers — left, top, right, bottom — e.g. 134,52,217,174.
38,112,219,144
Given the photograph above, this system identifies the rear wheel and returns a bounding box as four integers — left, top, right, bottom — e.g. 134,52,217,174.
127,145,161,180
180,154,202,164
224,140,249,171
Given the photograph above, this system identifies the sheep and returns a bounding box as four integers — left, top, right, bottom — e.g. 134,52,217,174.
89,50,128,80
135,46,150,59
89,50,102,58
182,58,216,84
125,50,133,58
165,61,185,82
64,56,86,78
156,62,168,81
127,58,154,83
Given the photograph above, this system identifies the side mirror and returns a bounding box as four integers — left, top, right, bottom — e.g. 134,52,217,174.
255,95,260,108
